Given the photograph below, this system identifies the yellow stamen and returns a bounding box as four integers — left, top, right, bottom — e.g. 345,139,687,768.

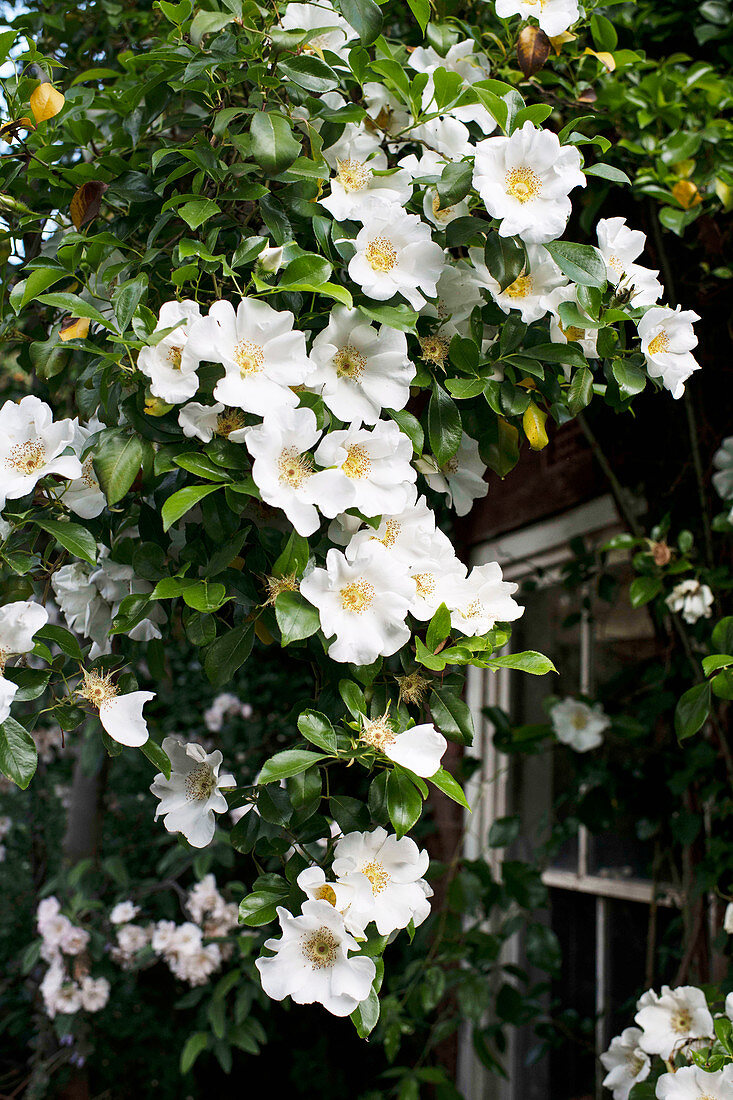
340,579,375,614
505,166,542,203
341,444,371,480
365,236,397,273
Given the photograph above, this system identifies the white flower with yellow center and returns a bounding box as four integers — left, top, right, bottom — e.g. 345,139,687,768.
60,420,106,519
320,148,413,223
278,1,357,58
600,1028,650,1100
551,697,609,753
257,900,376,1016
332,827,432,935
245,405,323,537
349,207,445,310
473,121,586,244
596,217,663,307
635,985,713,1060
296,865,373,938
150,736,235,848
400,149,471,229
416,432,488,517
345,496,437,571
494,0,580,37
0,396,82,511
421,260,486,339
77,668,155,748
322,119,384,172
470,243,567,323
308,306,414,426
137,300,207,405
447,560,523,636
300,546,413,665
363,82,410,137
178,402,248,443
407,528,468,621
542,284,599,360
665,579,714,625
359,711,447,778
312,420,417,518
199,298,314,416
0,600,48,724
657,1064,733,1100
638,305,700,400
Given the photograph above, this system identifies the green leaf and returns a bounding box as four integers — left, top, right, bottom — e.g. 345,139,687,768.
141,739,171,779
112,274,146,332
585,163,631,185
675,681,711,741
484,233,526,293
180,1032,210,1075
0,717,38,789
425,603,451,653
182,581,228,613
436,160,473,210
239,882,290,926
189,10,235,44
278,55,339,93
702,654,733,677
428,385,462,467
485,651,557,676
35,624,83,660
568,366,593,415
429,766,470,809
388,408,423,453
358,302,419,332
178,198,221,230
250,111,302,175
2,669,51,702
543,241,607,288
629,576,662,608
339,679,366,720
338,0,383,45
526,923,561,973
275,591,321,645
173,453,231,481
162,484,222,532
712,617,733,653
297,710,338,753
488,815,520,846
430,687,474,745
259,749,328,784
34,518,97,565
351,987,380,1037
387,768,423,839
612,361,646,399
36,292,113,330
204,622,254,687
406,0,430,33
93,431,146,507
279,253,333,289
12,265,68,311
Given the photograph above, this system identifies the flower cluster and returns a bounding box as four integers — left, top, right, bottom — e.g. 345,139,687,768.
204,692,253,733
36,897,110,1019
601,984,733,1099
257,827,431,1016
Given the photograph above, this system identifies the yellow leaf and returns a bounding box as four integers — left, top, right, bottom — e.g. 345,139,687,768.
254,618,274,646
583,47,616,72
30,83,65,123
59,316,90,342
0,116,34,141
714,177,733,212
672,180,702,210
144,396,174,416
523,402,549,451
549,31,577,55
672,159,696,180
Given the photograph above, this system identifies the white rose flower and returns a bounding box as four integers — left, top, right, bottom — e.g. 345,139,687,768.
344,496,438,571
712,437,733,502
448,560,524,636
542,284,600,360
296,865,374,938
0,395,82,510
408,528,468,621
359,712,447,778
110,900,139,925
470,243,567,323
400,149,471,229
77,669,155,748
411,115,475,161
178,401,223,442
91,548,165,646
494,0,580,36
323,125,383,172
200,298,314,415
638,305,701,399
0,600,49,723
348,206,445,310
60,420,106,519
599,1027,650,1100
656,1065,733,1099
596,217,662,307
308,306,414,426
363,82,410,136
332,827,432,935
59,924,90,955
416,432,488,517
422,260,486,339
300,546,413,665
245,405,323,537
137,300,208,404
473,121,585,244
665,579,714,625
312,420,417,518
551,697,609,753
409,40,491,86
51,561,112,657
150,737,235,848
279,1,357,59
79,975,110,1013
256,899,376,1016
320,149,413,223
634,984,714,1059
